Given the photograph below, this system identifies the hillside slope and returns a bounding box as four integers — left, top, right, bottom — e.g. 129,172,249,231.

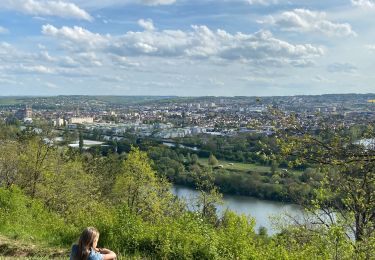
0,235,67,259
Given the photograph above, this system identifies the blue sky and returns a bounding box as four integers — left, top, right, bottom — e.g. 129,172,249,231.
0,0,374,96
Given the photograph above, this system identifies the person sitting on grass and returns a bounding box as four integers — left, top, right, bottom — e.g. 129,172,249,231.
70,227,116,260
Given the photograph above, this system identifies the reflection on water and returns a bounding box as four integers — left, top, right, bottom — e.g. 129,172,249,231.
172,185,303,234
163,142,199,151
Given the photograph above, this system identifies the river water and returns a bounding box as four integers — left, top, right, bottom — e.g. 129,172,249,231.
172,185,304,235
163,142,199,151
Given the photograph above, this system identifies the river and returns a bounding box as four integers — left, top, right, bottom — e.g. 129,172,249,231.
172,185,304,235
163,142,199,151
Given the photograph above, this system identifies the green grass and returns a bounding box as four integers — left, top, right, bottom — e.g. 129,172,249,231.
198,158,271,172
198,158,302,176
0,98,23,106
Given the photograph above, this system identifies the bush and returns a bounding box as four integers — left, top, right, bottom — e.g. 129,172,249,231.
0,186,76,245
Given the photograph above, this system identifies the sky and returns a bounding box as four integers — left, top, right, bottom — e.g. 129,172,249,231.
0,0,375,96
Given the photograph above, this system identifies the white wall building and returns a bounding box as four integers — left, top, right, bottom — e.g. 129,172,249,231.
69,117,94,124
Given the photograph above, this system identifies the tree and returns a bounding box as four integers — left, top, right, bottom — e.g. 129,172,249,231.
112,147,176,220
270,160,278,175
191,166,222,224
82,152,123,199
61,129,78,145
191,154,198,164
17,132,57,198
271,109,375,257
208,154,219,166
0,141,20,188
79,131,84,151
0,122,19,140
37,159,101,225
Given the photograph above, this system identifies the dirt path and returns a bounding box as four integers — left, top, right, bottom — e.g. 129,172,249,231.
0,235,68,259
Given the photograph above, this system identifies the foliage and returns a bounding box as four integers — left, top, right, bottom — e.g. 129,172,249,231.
0,124,373,259
148,145,316,202
0,186,76,245
270,109,375,257
113,147,177,220
208,154,219,166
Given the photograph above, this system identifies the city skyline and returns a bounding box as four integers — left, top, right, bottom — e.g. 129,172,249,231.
1,0,375,96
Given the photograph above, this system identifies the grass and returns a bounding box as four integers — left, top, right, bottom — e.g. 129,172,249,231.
0,235,149,260
198,158,302,176
0,98,23,106
198,158,271,173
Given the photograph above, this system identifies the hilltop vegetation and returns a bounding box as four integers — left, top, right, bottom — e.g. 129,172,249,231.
0,122,374,259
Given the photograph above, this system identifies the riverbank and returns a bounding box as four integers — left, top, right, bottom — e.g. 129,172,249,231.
172,185,303,235
148,144,319,203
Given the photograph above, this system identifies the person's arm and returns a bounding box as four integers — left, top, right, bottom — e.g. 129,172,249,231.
97,248,116,260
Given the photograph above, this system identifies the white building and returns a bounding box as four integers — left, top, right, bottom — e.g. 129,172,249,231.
53,118,65,127
69,117,94,124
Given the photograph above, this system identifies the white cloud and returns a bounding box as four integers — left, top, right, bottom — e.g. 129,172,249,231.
0,26,9,34
262,9,356,37
20,64,55,74
0,42,12,49
366,44,375,51
246,0,278,5
110,54,141,67
313,75,335,83
38,50,82,67
0,76,20,85
138,19,155,31
56,0,176,9
0,42,16,59
140,0,176,6
327,62,358,73
240,75,274,83
77,52,103,66
42,24,108,48
0,43,100,79
1,0,92,21
208,78,225,86
351,0,375,8
45,82,59,88
42,24,324,67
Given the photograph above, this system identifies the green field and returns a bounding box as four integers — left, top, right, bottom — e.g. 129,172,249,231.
198,158,272,172
198,158,302,176
0,98,23,106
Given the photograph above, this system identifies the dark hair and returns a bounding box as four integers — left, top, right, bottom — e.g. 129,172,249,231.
73,227,99,260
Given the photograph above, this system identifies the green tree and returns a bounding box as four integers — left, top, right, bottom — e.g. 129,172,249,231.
83,152,123,199
61,129,78,145
79,131,84,151
191,154,198,164
17,133,57,198
113,147,176,220
37,159,102,225
192,166,222,224
273,110,375,257
208,154,219,166
0,141,20,188
270,160,278,175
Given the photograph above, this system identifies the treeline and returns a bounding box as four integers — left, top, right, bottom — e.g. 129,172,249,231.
174,134,302,167
147,145,321,202
0,123,365,259
76,127,307,169
78,133,320,202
